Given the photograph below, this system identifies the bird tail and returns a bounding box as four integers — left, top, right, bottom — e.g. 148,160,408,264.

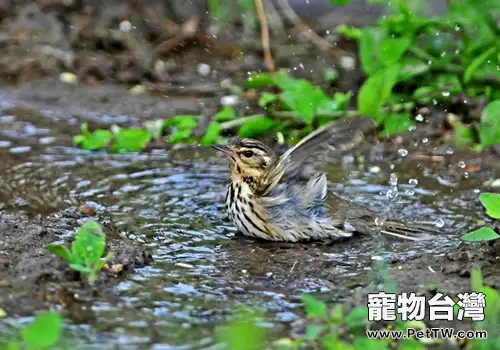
378,220,441,241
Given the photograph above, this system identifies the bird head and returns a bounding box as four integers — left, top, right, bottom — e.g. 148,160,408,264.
212,137,276,182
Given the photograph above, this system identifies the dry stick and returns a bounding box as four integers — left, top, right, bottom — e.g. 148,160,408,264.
274,0,346,55
255,0,276,73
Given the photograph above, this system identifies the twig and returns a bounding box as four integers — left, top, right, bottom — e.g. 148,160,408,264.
270,110,360,119
154,16,199,55
262,0,286,38
255,0,275,72
274,0,346,55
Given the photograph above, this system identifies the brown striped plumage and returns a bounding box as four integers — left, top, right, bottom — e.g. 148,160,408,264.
213,118,439,242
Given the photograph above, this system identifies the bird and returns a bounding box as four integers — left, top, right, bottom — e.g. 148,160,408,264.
212,117,439,242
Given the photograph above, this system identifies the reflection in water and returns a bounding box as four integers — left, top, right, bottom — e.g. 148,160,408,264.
0,114,482,347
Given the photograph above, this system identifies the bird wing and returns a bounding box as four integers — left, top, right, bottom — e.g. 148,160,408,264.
258,117,375,196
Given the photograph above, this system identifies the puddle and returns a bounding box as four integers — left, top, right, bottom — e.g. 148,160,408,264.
0,93,492,348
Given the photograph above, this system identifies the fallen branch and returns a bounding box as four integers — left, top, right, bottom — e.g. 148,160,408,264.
274,0,346,55
255,0,276,72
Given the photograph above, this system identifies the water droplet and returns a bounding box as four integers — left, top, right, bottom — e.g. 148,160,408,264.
422,138,429,144
458,161,466,168
398,148,408,157
409,179,418,186
197,63,211,76
389,173,398,186
386,189,399,200
375,216,387,226
415,114,424,122
0,140,12,148
435,219,445,228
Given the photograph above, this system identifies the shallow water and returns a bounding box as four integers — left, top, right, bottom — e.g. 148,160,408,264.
0,98,486,348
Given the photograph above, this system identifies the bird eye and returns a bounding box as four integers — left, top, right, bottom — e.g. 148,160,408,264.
243,150,254,158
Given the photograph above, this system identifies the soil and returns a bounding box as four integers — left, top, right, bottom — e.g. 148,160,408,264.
0,209,153,317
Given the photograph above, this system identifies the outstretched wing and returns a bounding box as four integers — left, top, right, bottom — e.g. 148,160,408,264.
257,117,375,196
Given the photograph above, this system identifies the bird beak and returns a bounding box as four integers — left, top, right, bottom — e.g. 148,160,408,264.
211,144,234,158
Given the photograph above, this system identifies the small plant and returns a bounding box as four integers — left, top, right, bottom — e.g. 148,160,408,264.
453,100,500,150
216,310,267,350
469,268,500,349
461,193,500,242
46,221,113,285
5,311,62,350
73,0,499,153
74,123,152,152
336,0,500,139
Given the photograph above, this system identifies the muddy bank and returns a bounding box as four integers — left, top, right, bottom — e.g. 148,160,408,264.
0,209,153,318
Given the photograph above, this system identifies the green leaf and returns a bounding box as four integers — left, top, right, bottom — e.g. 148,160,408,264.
353,337,388,350
381,113,415,137
480,192,500,219
69,264,92,273
400,339,425,350
75,129,113,150
336,25,361,40
272,71,297,91
306,325,325,340
72,221,106,266
412,86,434,104
344,306,369,330
301,294,327,318
6,340,21,350
169,128,193,144
216,311,266,350
399,59,430,81
379,37,411,66
164,115,199,130
280,81,328,124
461,227,500,242
358,64,401,123
46,244,73,264
455,125,475,149
464,47,498,83
73,135,84,144
199,122,221,145
359,28,382,75
21,312,62,349
471,268,483,292
214,106,235,122
329,0,351,4
330,304,343,324
258,92,278,108
238,117,276,138
479,100,500,148
245,72,274,89
110,128,152,153
322,335,354,350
